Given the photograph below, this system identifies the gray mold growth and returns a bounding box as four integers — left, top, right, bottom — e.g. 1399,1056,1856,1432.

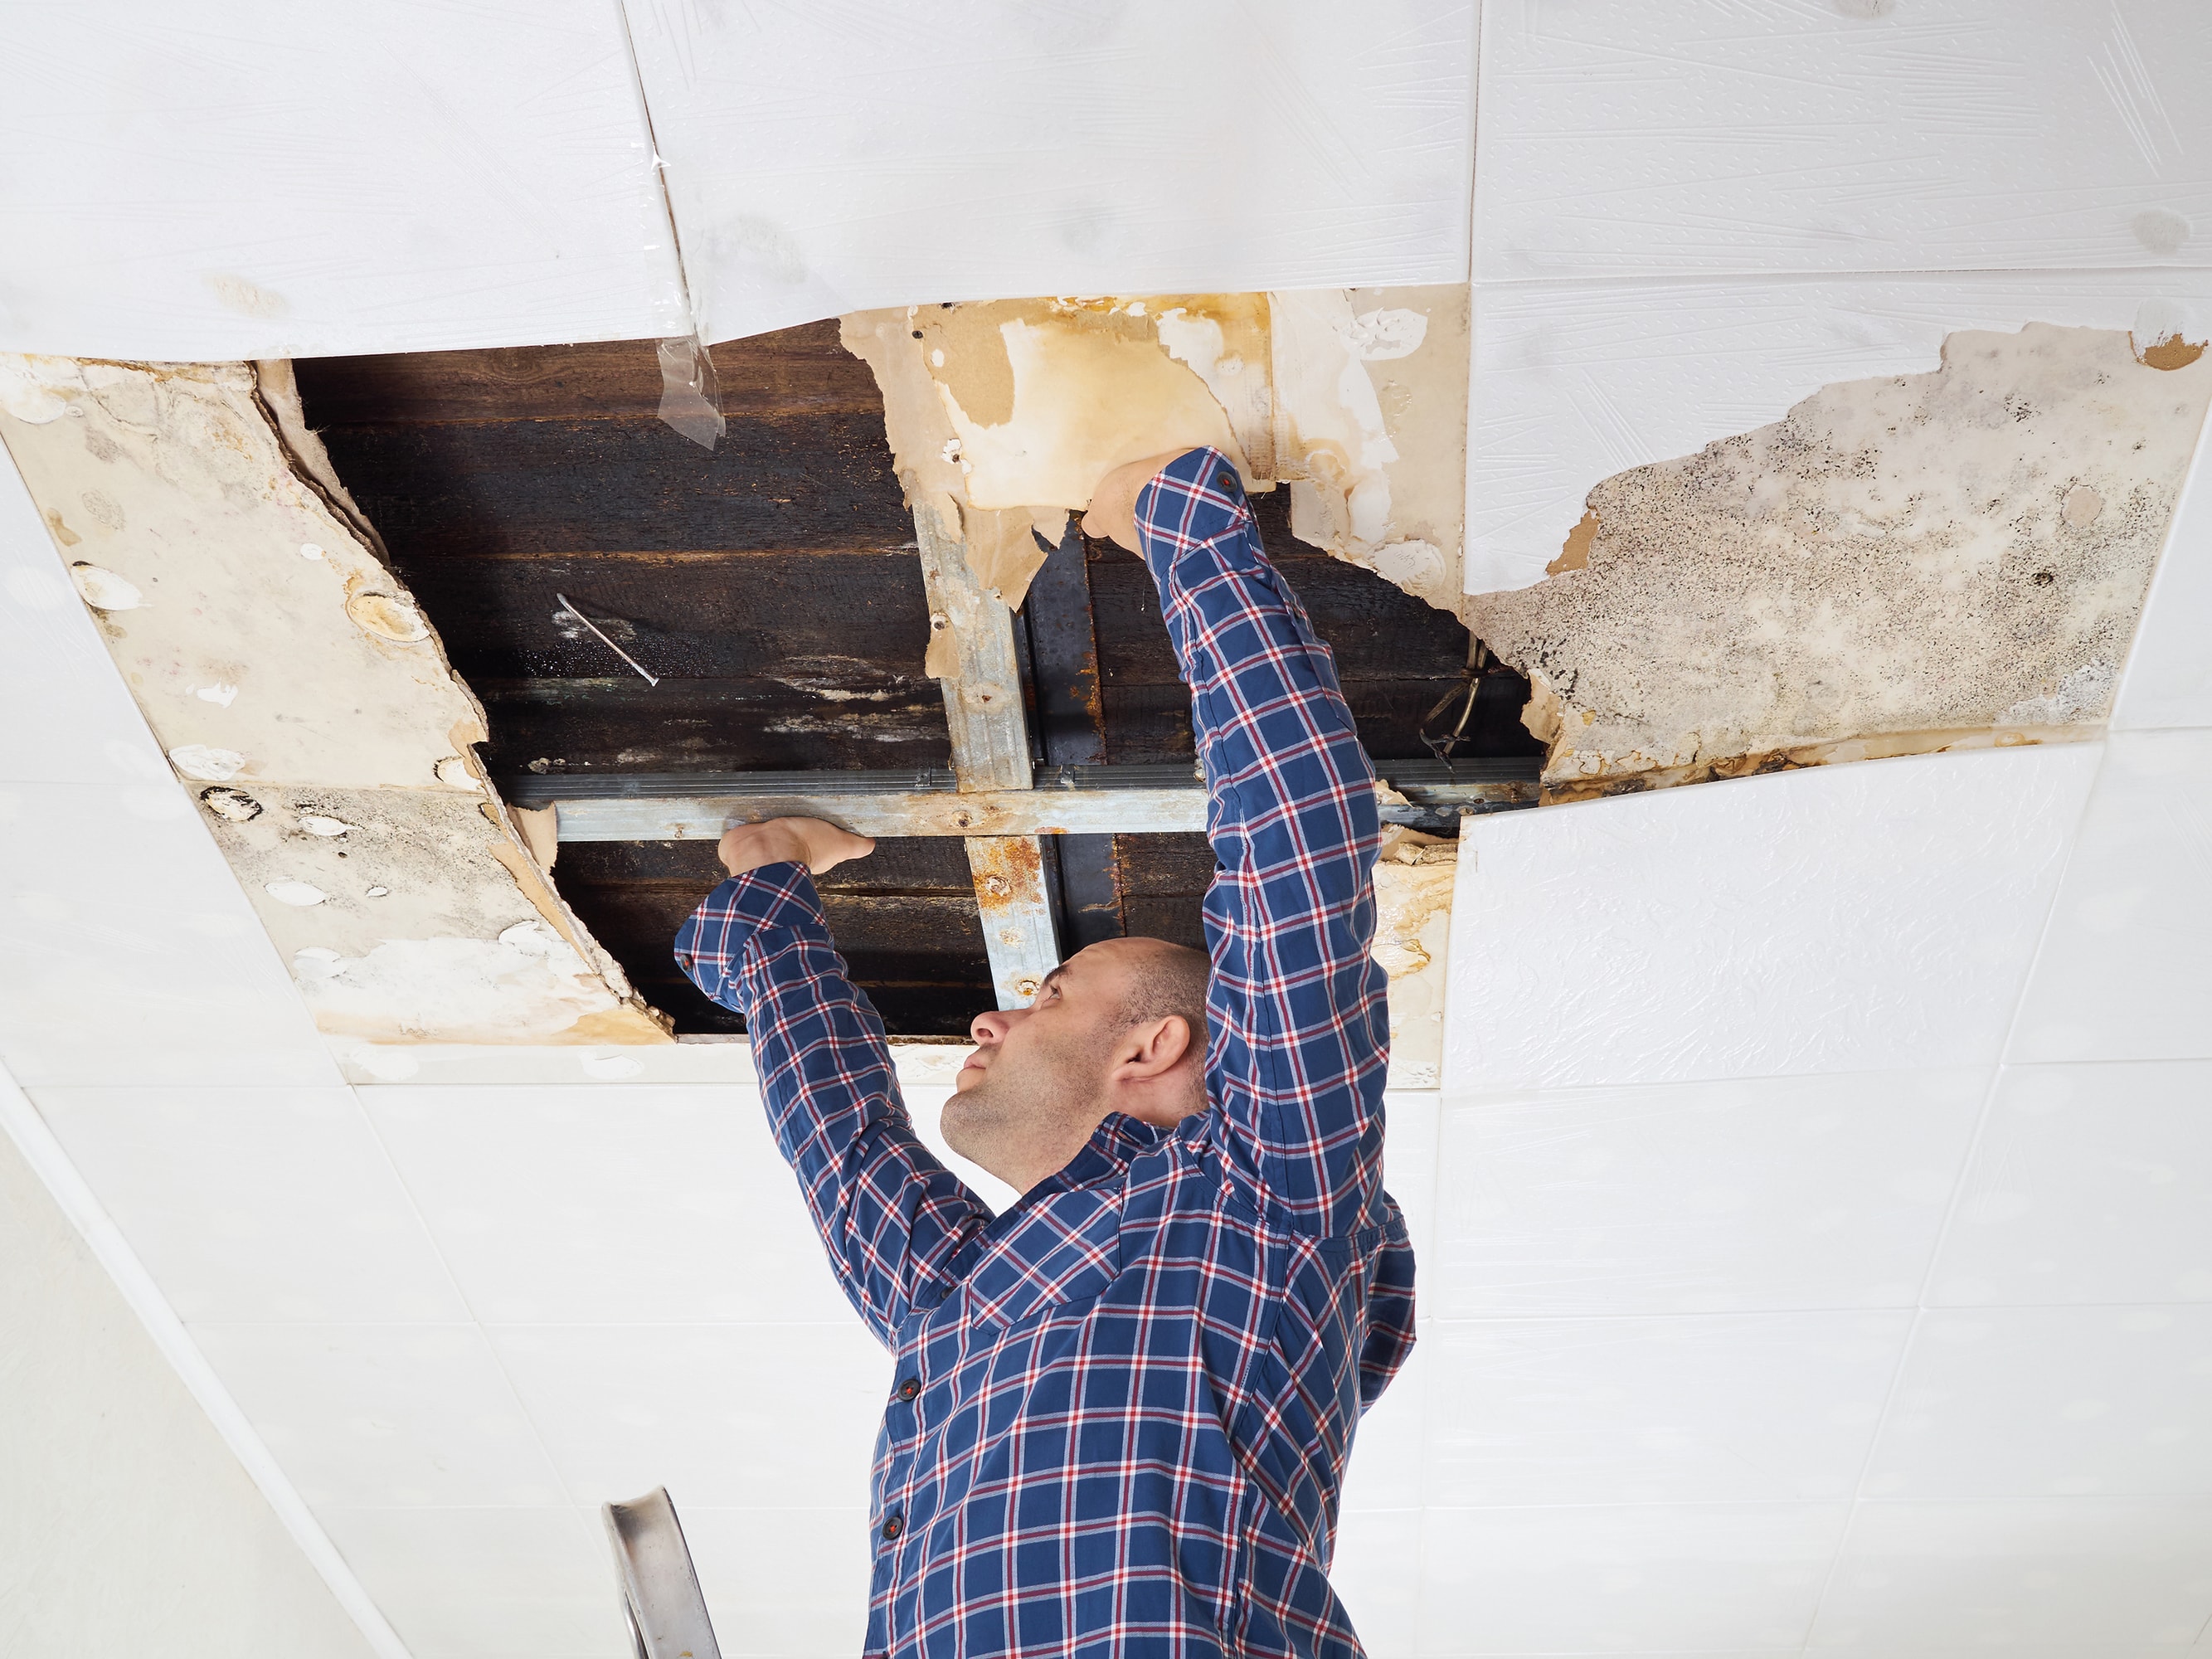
1468,324,2212,798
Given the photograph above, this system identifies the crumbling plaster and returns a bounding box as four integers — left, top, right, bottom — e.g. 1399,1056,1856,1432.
1469,324,2212,799
0,354,665,1045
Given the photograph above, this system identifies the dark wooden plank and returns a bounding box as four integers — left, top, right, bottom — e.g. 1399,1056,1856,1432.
1120,898,1208,951
294,321,878,426
475,678,949,776
1116,833,1218,895
313,412,913,557
385,548,933,679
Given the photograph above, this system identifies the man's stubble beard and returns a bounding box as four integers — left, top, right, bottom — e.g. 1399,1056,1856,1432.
943,1023,1114,1180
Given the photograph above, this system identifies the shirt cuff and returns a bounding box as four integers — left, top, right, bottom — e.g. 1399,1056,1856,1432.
1134,446,1247,571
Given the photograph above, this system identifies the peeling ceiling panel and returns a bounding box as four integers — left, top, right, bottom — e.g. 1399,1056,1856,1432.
1442,745,2102,1093
849,287,1471,622
0,357,666,1047
0,2,685,360
1472,324,2212,796
1476,0,2212,280
2008,727,2212,1065
1466,274,2212,594
625,1,1475,341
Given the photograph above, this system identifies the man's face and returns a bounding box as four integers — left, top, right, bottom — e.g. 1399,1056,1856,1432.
941,939,1163,1192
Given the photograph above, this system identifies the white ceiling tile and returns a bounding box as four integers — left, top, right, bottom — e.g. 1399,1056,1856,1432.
1416,1501,1846,1654
675,1506,873,1658
1433,1068,1986,1319
1330,1508,1422,1659
1344,1335,1430,1515
1475,0,2212,283
2010,729,2212,1063
0,780,333,1087
488,1322,889,1511
0,3,684,360
1383,1091,1442,1263
0,447,168,786
1425,1311,1910,1507
359,1083,853,1325
1928,1061,2212,1306
315,1506,625,1659
1811,1497,2212,1650
1445,747,2099,1091
1466,273,2212,595
191,1324,566,1509
2114,416,2212,732
30,1085,464,1322
628,0,1473,342
1864,1306,2212,1502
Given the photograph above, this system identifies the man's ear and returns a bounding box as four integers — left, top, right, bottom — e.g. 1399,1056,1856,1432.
1112,1014,1193,1081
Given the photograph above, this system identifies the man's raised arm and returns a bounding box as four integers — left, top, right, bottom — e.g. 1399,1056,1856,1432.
675,820,993,1345
1105,446,1390,1240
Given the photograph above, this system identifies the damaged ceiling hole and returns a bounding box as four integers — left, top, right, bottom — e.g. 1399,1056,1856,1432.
282,314,1539,1038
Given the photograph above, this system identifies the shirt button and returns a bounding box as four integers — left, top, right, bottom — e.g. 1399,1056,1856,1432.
897,1377,921,1401
882,1514,904,1540
1216,470,1235,490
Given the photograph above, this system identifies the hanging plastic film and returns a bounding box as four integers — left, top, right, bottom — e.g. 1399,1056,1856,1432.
655,332,724,450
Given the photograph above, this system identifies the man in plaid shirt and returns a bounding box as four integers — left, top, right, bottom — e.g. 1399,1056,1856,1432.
676,445,1415,1659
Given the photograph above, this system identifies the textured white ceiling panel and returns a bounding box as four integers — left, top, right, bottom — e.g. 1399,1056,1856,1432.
625,0,1476,343
1475,0,2212,281
1811,1497,2212,1651
0,2,686,360
1414,1500,1848,1652
1443,746,2100,1092
1863,1304,2212,1503
0,781,336,1087
677,1506,872,1657
313,1506,625,1659
190,1322,567,1509
358,1083,853,1325
1466,272,2212,594
488,1321,891,1510
1432,1068,1986,1319
1925,1060,2212,1308
1422,1311,1911,1507
29,1085,464,1323
2115,421,2212,730
2009,728,2212,1064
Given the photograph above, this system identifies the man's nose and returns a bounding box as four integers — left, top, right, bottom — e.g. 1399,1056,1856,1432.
970,1008,1023,1045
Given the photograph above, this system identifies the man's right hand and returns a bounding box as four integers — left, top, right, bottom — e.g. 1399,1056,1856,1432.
717,816,875,878
1081,449,1198,552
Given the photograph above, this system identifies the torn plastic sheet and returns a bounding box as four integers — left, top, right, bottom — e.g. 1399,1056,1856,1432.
656,331,725,449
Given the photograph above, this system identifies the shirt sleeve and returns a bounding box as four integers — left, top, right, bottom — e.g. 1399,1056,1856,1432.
1132,446,1389,1239
675,864,994,1344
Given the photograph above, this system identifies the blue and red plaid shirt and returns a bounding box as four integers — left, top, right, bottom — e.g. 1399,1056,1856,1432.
677,447,1415,1659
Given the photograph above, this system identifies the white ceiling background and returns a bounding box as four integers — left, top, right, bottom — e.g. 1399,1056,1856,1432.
6,2,2212,1656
